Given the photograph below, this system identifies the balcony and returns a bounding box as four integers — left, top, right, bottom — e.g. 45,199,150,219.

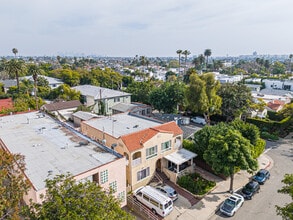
132,157,142,167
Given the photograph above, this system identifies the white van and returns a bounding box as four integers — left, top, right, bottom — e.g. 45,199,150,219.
133,185,173,217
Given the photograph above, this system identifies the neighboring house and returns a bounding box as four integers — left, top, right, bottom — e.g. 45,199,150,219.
71,111,101,127
0,112,127,207
245,84,261,92
80,113,197,191
21,75,63,89
0,79,17,93
112,102,152,116
266,100,286,112
249,109,268,119
73,85,131,115
262,79,293,91
214,74,243,84
40,100,82,120
252,92,291,104
0,98,13,111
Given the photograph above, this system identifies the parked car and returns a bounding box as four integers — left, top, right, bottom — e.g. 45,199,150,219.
241,181,260,200
220,193,244,217
155,184,178,201
190,116,206,125
252,169,270,185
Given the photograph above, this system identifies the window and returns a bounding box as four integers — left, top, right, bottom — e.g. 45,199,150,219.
114,97,120,102
109,181,117,193
118,191,125,202
100,170,108,184
150,198,159,207
146,145,157,159
137,167,150,181
161,140,171,152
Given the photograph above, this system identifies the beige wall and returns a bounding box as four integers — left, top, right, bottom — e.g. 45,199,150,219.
23,157,127,207
80,122,183,191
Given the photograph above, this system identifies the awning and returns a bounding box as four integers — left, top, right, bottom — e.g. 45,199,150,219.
164,148,197,165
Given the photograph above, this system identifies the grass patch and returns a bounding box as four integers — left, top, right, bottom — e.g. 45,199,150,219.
177,173,216,195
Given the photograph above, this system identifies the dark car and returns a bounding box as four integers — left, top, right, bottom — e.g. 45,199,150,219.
241,181,260,200
252,169,270,184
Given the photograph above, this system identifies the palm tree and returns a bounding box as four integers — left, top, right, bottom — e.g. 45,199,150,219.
198,54,205,73
4,59,25,91
176,49,183,76
28,64,41,110
289,54,293,73
12,48,18,58
182,50,191,75
204,49,212,71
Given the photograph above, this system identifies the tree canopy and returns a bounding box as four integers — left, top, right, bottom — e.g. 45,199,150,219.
203,129,258,192
22,173,134,220
0,149,29,220
276,174,293,220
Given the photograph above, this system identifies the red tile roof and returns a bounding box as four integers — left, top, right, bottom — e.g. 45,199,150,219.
267,99,285,112
0,98,13,111
121,121,182,152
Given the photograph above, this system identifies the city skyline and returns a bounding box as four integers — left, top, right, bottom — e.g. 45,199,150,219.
1,0,292,57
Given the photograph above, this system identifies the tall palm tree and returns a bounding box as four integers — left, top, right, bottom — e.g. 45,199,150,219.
204,49,212,71
176,49,183,76
198,54,205,73
28,64,41,110
182,50,191,75
289,54,293,73
12,48,18,58
4,59,25,91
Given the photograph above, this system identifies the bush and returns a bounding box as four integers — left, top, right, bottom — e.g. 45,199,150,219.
177,173,216,195
261,131,279,141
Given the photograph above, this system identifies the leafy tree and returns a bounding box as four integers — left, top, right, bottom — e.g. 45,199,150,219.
22,173,133,220
218,83,252,121
0,149,29,220
275,174,293,220
125,80,155,104
272,61,286,75
165,71,176,81
48,84,80,101
279,103,293,118
185,73,222,125
149,81,185,113
4,59,26,91
203,129,258,192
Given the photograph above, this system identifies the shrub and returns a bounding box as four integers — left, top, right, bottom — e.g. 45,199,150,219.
177,173,216,195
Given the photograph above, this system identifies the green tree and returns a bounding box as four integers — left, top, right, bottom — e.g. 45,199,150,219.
12,48,18,58
4,59,26,91
125,80,154,104
0,149,29,220
185,73,222,125
182,50,191,75
176,49,183,76
203,129,258,192
28,64,41,110
289,54,293,73
272,61,286,75
218,83,252,121
204,49,212,70
275,174,293,220
22,173,133,220
48,84,80,101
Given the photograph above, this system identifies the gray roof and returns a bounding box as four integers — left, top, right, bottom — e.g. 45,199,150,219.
0,112,117,191
83,113,161,138
0,79,17,88
111,103,136,112
72,85,131,100
21,75,63,85
72,111,101,121
258,88,293,98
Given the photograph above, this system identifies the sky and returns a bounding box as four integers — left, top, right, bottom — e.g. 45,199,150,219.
1,0,293,57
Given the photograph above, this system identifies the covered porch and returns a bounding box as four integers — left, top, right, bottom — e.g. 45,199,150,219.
162,148,197,183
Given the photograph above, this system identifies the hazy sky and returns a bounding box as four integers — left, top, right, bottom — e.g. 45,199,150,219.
1,0,292,57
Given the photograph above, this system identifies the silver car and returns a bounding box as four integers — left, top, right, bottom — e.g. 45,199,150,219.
220,193,244,217
155,184,178,201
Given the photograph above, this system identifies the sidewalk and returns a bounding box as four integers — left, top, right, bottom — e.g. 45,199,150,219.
166,153,273,220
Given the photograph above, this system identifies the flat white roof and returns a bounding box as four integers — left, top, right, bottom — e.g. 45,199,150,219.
83,113,161,138
164,148,197,165
0,112,117,191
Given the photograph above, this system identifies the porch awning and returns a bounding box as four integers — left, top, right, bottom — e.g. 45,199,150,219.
164,148,197,165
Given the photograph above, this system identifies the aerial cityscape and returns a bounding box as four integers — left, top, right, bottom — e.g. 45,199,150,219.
0,1,293,220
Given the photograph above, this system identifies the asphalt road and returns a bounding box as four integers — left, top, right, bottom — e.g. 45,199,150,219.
210,135,293,220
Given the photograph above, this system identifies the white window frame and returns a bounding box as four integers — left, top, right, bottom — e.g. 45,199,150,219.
118,191,126,202
109,181,117,193
137,167,150,181
146,145,158,159
161,140,171,152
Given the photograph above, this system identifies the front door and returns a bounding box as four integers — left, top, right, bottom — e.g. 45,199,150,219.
156,159,161,171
